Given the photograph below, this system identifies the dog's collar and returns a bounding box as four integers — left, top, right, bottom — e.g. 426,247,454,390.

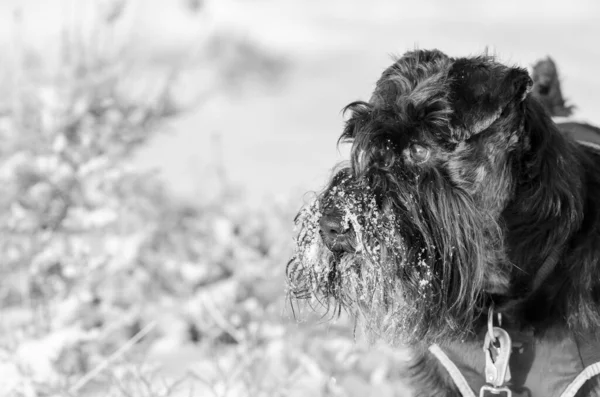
492,242,564,314
530,243,563,294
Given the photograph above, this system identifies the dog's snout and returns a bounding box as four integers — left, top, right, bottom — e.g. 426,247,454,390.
319,212,354,253
320,214,345,237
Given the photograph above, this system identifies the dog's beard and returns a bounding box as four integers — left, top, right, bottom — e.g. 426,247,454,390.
287,172,509,346
286,187,442,346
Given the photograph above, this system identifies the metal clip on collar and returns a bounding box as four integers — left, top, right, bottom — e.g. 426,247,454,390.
480,305,513,397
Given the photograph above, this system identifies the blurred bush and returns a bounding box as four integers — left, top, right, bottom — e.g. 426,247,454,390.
0,1,295,395
0,2,413,396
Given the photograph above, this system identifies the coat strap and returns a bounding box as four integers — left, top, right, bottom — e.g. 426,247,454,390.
429,344,476,397
560,362,600,397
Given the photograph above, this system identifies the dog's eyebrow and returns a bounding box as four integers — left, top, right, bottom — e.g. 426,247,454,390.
339,101,373,143
342,101,373,116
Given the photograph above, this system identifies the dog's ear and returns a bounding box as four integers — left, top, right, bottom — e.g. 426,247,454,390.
448,57,533,138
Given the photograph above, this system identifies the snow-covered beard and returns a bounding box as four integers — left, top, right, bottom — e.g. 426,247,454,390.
287,168,500,345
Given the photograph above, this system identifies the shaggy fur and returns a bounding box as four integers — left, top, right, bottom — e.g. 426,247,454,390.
287,49,600,395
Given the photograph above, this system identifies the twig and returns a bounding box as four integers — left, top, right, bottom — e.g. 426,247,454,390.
69,320,157,394
202,294,244,343
186,371,219,397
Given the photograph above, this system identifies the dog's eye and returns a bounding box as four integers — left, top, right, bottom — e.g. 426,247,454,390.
409,144,430,163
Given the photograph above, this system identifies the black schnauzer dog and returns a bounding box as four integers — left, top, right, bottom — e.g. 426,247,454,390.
287,50,600,396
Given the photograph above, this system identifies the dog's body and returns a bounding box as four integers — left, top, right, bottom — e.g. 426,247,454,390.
287,50,600,396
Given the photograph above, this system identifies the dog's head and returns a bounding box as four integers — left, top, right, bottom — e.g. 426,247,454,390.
287,50,539,345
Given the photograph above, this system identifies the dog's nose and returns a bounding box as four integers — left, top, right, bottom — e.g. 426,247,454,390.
319,212,353,252
320,214,345,236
